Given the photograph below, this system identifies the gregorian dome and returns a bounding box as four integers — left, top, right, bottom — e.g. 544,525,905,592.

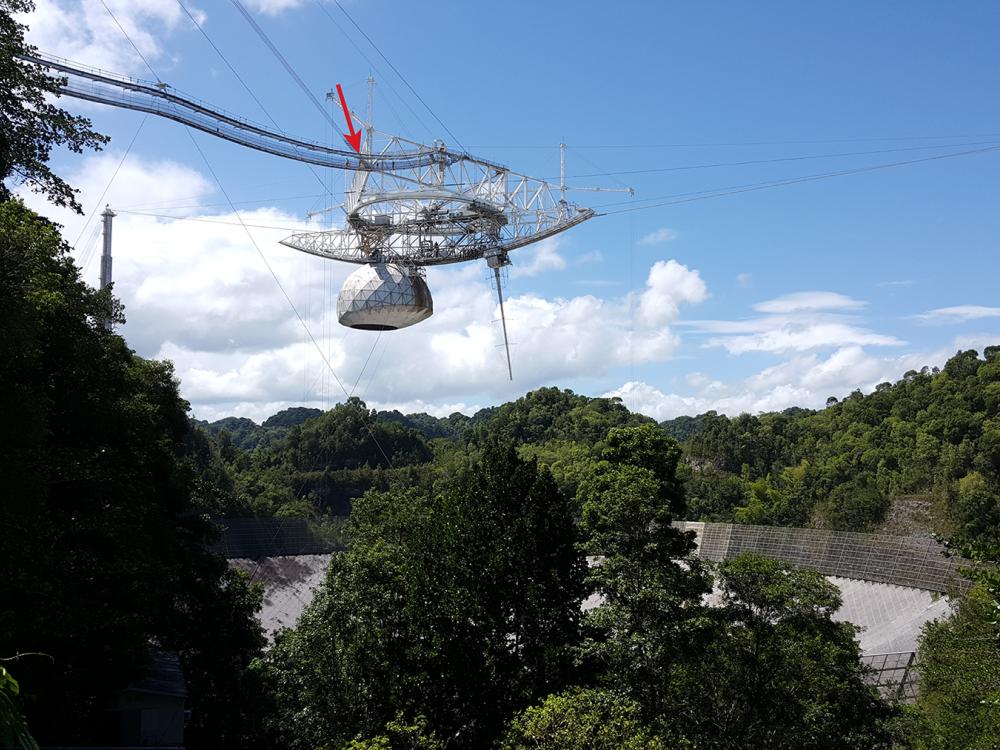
337,263,433,331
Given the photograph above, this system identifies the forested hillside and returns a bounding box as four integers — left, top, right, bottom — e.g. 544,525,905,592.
681,349,1000,542
195,350,1000,550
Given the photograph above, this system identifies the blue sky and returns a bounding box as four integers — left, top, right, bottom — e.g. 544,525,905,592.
16,0,1000,421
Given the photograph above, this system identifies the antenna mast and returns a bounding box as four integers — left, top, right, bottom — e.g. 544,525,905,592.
559,141,566,202
366,75,374,157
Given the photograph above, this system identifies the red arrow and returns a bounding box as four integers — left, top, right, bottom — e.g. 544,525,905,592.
335,83,362,153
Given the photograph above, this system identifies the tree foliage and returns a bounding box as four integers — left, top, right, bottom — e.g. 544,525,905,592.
502,689,665,750
680,351,1000,542
663,555,895,749
260,441,586,749
0,0,109,210
0,199,264,747
907,583,1000,749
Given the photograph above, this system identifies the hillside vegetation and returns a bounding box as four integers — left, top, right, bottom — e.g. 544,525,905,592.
196,350,1000,550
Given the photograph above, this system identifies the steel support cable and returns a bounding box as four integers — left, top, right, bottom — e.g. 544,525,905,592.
349,331,383,398
358,333,389,404
98,0,159,80
176,0,329,193
71,115,147,250
593,145,1000,215
122,192,328,212
119,143,997,236
331,0,469,153
182,127,395,469
311,0,436,142
229,0,341,132
566,144,633,191
78,223,104,273
115,209,312,231
549,139,1000,181
470,133,1000,150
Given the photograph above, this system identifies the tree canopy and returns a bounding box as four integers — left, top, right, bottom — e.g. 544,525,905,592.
260,442,585,749
0,198,265,748
0,0,108,210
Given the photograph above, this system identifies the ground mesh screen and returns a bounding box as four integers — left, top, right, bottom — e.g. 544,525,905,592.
675,522,969,593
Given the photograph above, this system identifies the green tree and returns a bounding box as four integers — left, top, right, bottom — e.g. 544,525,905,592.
578,427,712,716
501,689,666,750
262,441,586,749
0,199,264,747
0,665,39,750
682,464,747,521
907,584,1000,749
665,554,894,749
950,472,1000,544
343,716,444,750
815,477,890,531
1,0,108,210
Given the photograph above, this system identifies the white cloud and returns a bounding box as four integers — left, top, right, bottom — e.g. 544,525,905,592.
682,289,902,355
243,0,303,13
369,399,484,419
637,260,708,327
606,341,986,422
736,272,752,288
21,0,194,75
510,238,566,278
876,279,914,287
638,227,678,246
576,250,603,265
707,322,903,355
754,291,865,314
915,305,1000,323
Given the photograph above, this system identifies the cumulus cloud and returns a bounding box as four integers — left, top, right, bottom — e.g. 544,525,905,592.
576,250,603,265
21,152,715,418
637,260,708,327
509,238,566,278
605,341,985,422
915,305,1000,323
243,0,303,13
638,227,678,246
706,322,902,355
21,0,195,75
162,258,706,417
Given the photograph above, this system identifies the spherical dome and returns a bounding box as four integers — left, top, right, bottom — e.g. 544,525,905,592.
337,263,433,330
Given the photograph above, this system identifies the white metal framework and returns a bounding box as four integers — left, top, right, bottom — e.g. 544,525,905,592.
24,53,628,377
27,52,597,269
281,130,595,268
